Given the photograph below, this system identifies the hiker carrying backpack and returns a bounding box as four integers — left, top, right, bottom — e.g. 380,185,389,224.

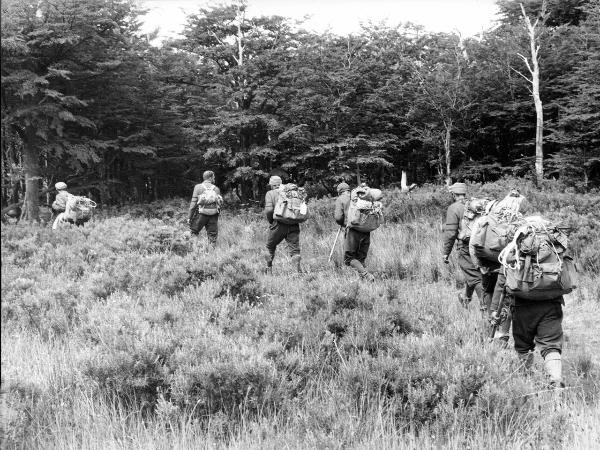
346,185,384,233
334,183,383,281
273,184,308,224
188,171,223,245
52,194,96,229
490,216,576,389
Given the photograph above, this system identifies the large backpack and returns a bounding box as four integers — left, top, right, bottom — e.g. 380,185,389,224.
458,197,492,242
499,217,576,300
347,186,383,232
197,184,223,216
64,195,96,221
273,184,308,224
470,194,525,263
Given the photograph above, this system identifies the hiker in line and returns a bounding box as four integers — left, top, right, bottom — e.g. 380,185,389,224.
52,182,71,218
442,182,483,308
263,175,302,274
490,271,566,389
471,190,528,343
334,182,375,282
188,170,223,246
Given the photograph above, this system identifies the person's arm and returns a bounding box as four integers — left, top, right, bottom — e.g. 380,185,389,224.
189,185,202,220
442,203,462,259
334,196,346,226
264,190,275,223
469,220,484,269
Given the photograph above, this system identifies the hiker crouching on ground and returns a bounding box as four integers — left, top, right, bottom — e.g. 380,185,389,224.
52,182,70,217
263,175,302,274
442,182,483,307
334,182,375,282
188,170,222,246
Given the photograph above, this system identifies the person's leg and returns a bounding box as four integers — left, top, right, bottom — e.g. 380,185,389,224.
535,302,565,387
285,224,301,273
191,213,208,236
265,222,286,270
344,229,369,278
205,214,219,246
457,245,482,306
512,303,538,361
481,271,498,314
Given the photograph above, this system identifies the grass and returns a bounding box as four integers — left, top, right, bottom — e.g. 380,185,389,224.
1,180,599,449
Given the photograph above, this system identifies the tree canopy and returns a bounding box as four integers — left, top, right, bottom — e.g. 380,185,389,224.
2,0,599,217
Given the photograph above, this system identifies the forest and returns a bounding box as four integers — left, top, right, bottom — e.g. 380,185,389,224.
2,0,599,218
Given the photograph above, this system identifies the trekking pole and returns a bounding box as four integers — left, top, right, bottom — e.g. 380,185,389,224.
328,227,343,262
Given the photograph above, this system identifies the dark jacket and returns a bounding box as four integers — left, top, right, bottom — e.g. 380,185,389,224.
443,200,465,256
189,181,221,220
334,191,351,226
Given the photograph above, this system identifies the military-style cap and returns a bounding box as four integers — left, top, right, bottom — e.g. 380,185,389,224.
449,182,467,194
269,175,282,187
55,182,67,190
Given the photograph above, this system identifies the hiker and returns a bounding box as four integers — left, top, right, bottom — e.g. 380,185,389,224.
470,190,528,342
491,271,567,388
263,175,303,274
188,170,223,246
334,182,376,282
442,182,483,308
52,182,71,217
492,217,574,388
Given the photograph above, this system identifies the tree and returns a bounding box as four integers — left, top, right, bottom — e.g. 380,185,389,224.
1,0,145,219
514,2,548,184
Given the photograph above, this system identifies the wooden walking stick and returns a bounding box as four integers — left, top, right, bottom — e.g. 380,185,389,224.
328,227,343,262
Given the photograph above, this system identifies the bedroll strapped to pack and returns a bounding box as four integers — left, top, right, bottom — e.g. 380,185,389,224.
197,184,223,216
274,184,308,224
347,185,383,233
499,217,577,300
458,197,492,242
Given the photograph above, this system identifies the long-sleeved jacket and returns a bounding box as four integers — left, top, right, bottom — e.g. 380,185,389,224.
52,191,71,211
468,215,486,269
188,181,221,220
334,192,351,226
264,189,279,223
442,200,465,256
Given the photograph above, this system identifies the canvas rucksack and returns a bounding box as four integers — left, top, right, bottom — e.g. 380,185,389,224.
197,184,223,216
273,184,308,224
65,195,96,221
499,217,576,300
347,185,384,233
458,197,492,242
471,192,526,263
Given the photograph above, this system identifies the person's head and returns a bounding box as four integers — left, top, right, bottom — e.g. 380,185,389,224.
55,182,67,191
269,175,282,189
203,170,215,182
448,182,467,202
336,182,350,195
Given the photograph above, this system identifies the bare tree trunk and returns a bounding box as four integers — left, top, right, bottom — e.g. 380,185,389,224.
444,119,452,186
22,133,40,221
519,2,545,184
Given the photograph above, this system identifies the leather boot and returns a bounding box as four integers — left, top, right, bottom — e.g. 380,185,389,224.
544,351,565,388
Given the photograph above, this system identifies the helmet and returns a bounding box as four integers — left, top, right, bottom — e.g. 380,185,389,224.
55,182,67,190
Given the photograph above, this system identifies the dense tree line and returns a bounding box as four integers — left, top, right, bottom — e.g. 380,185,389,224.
2,0,599,218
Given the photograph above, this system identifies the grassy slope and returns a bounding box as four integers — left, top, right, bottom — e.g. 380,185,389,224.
1,182,599,449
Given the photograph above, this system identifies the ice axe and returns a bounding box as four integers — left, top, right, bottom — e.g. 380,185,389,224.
328,226,343,263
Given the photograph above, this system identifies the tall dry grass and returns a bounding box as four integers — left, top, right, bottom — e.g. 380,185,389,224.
1,181,599,449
